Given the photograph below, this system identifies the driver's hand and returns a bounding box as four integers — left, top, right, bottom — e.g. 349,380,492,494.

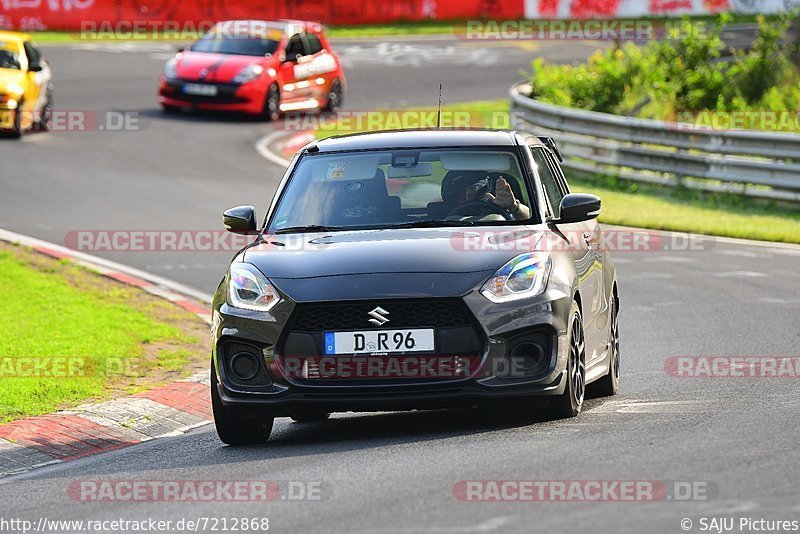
486,177,516,209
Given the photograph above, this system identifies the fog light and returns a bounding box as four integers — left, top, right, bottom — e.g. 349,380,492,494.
509,342,546,374
230,351,259,381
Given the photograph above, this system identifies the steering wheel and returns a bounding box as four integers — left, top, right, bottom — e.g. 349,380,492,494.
446,200,514,221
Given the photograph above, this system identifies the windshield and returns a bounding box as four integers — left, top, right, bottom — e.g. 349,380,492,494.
0,45,21,70
268,148,536,233
191,36,279,57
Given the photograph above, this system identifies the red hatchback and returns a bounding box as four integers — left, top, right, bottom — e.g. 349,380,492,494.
158,20,345,119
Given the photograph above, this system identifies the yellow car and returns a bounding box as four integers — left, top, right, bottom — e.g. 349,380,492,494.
0,31,53,137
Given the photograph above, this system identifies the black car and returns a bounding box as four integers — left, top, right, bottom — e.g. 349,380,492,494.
211,129,619,444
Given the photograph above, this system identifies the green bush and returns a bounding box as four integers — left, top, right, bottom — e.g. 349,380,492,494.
528,14,800,130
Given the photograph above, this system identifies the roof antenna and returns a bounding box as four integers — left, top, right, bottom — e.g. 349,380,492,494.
436,83,443,128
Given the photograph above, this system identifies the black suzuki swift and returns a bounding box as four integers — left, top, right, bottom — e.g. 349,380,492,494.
211,129,619,444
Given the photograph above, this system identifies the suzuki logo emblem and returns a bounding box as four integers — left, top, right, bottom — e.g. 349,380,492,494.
368,307,390,326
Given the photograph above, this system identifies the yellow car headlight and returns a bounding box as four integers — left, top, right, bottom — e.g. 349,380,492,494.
0,95,18,108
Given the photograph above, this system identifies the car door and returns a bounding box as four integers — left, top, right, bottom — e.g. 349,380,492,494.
277,32,310,105
301,31,335,104
529,146,604,363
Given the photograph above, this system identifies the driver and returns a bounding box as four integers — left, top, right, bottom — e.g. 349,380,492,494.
441,173,530,221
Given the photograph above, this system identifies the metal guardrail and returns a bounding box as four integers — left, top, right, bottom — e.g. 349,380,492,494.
509,82,800,203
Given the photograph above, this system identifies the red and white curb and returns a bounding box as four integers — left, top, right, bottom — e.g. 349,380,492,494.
0,228,215,478
254,129,314,168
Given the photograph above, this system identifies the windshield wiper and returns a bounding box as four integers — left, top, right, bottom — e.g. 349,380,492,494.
381,220,477,230
274,225,346,235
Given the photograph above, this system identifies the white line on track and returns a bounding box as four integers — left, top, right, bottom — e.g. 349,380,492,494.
362,516,512,533
255,130,293,168
714,271,768,278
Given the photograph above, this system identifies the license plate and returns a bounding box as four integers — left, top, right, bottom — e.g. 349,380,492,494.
183,83,217,96
324,329,435,355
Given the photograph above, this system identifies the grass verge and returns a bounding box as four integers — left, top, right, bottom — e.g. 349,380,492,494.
570,175,800,243
312,99,800,243
0,242,208,422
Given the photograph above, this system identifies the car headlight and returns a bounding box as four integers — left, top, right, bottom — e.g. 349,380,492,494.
232,64,263,84
480,253,552,303
164,58,178,79
227,262,281,312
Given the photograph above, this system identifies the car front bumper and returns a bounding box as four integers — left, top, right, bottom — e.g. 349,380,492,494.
212,285,575,417
158,77,267,115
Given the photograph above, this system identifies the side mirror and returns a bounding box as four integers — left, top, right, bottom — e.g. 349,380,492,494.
555,193,601,224
223,205,257,234
28,64,43,72
177,47,185,53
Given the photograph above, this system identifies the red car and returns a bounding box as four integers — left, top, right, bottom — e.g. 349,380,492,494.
158,20,345,119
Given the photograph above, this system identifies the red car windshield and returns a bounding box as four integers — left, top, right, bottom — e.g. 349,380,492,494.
191,36,279,57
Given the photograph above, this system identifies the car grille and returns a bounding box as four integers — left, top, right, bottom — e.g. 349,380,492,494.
289,299,473,332
278,299,486,384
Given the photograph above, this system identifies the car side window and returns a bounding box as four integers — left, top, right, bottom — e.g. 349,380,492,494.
304,33,323,55
545,151,570,195
23,41,41,67
530,147,564,218
285,34,304,59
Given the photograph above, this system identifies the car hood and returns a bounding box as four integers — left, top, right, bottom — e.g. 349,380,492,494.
241,227,543,300
0,69,26,95
174,52,268,82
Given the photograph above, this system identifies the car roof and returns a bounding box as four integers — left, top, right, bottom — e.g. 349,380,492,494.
0,31,30,43
311,129,539,152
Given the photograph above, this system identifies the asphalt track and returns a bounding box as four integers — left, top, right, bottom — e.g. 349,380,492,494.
1,36,799,533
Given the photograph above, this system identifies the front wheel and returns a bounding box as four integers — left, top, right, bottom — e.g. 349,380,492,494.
550,301,586,418
211,363,274,445
323,79,342,113
262,84,281,121
34,96,53,131
6,103,24,138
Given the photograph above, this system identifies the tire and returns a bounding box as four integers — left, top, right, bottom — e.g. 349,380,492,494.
7,103,24,138
323,79,342,113
550,301,586,418
262,83,281,121
291,413,331,423
590,295,620,397
35,96,53,132
211,363,274,445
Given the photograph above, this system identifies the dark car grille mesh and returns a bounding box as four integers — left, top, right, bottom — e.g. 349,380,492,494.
290,299,473,332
